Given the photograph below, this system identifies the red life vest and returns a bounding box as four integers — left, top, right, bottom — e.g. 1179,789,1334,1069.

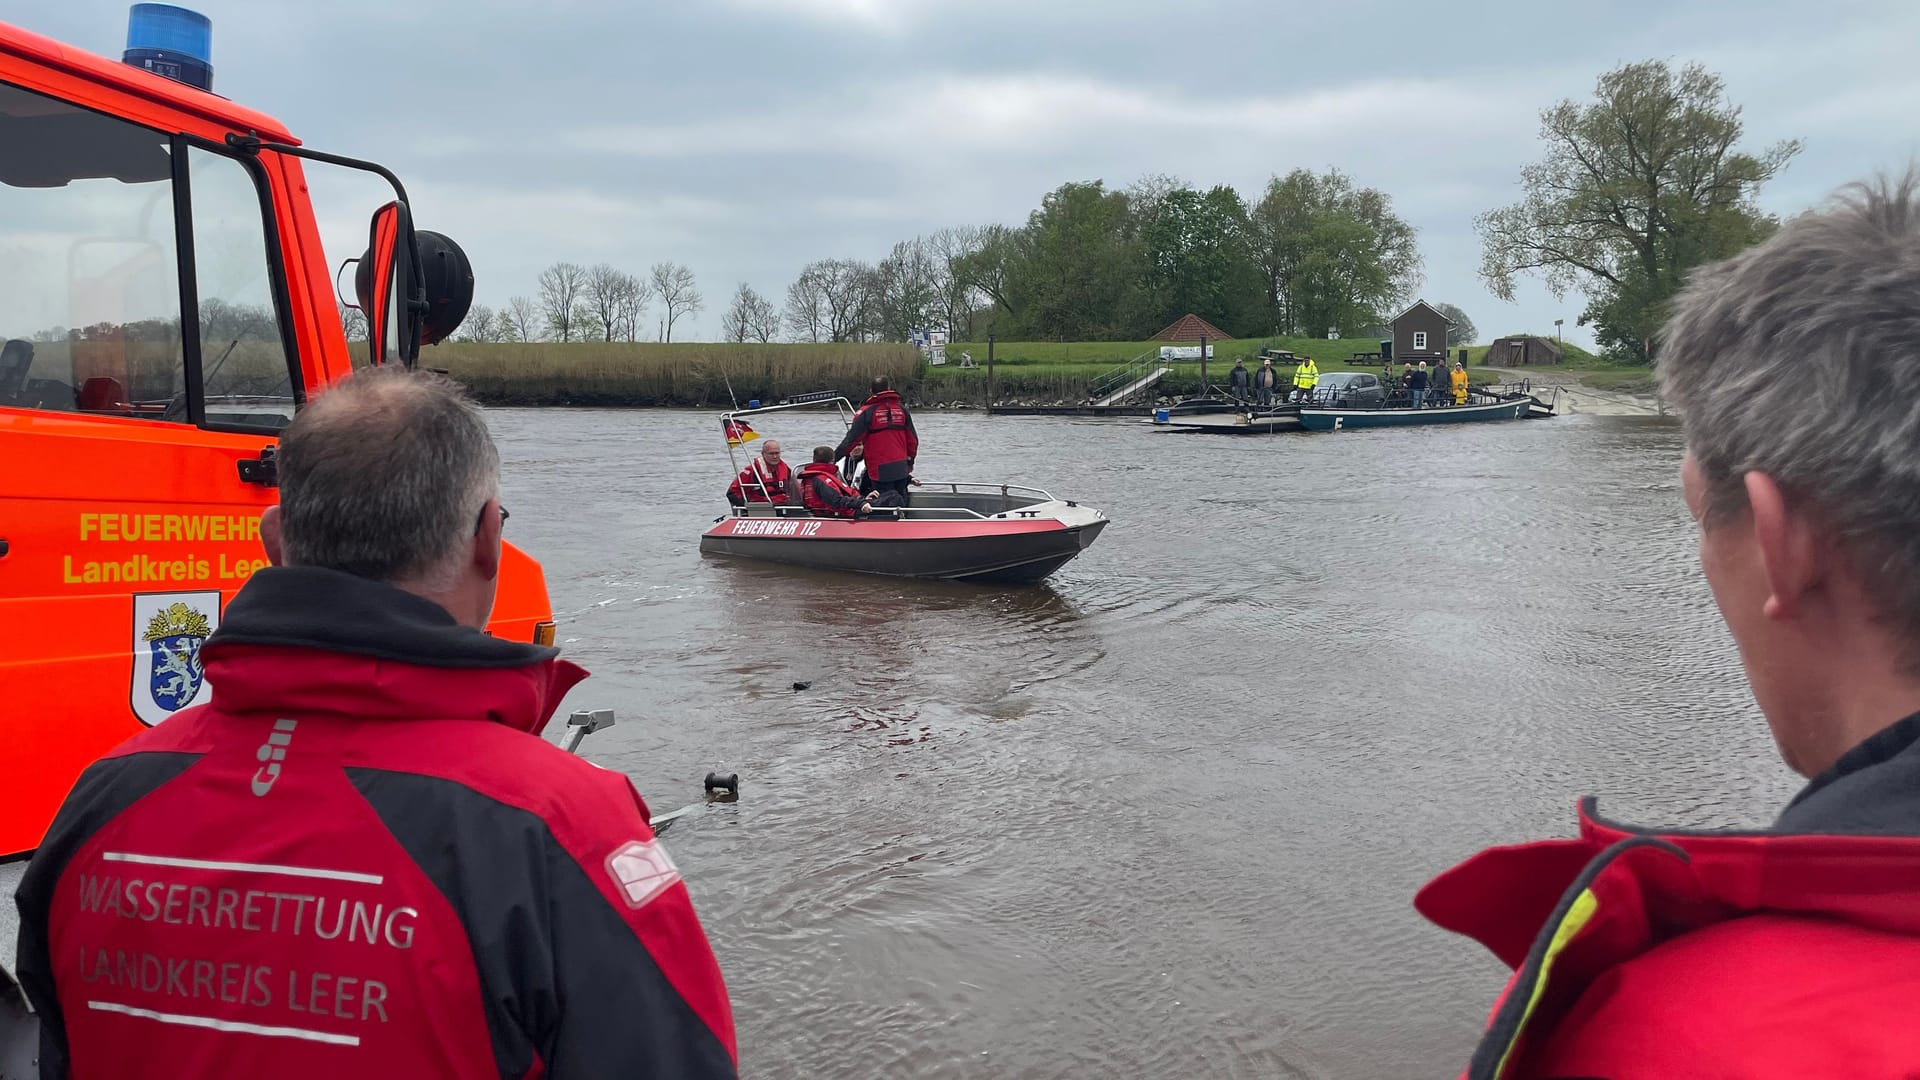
798,461,861,517
1417,795,1920,1078
849,391,917,472
727,458,792,503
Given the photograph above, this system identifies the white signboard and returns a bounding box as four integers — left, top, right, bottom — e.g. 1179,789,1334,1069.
1158,343,1215,360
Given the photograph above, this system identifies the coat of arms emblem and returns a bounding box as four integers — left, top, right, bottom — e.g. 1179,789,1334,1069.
131,592,220,725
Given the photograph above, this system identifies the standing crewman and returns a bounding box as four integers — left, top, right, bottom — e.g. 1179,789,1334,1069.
1292,356,1319,402
1253,359,1279,406
1228,358,1250,402
834,376,918,508
13,368,737,1080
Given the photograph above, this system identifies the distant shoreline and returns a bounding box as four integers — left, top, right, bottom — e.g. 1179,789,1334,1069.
427,342,1651,412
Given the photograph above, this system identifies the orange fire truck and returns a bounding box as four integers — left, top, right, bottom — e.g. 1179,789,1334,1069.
0,11,559,859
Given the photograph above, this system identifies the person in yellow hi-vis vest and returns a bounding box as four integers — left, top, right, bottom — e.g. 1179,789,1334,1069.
1450,362,1469,405
1292,357,1319,402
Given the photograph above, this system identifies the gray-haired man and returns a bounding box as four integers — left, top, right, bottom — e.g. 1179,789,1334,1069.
16,367,737,1078
1417,172,1920,1077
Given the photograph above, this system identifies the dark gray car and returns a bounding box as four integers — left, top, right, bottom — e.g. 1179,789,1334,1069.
1307,371,1387,407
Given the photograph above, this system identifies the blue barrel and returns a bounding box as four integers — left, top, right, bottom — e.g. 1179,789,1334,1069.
1153,408,1170,424
123,4,213,91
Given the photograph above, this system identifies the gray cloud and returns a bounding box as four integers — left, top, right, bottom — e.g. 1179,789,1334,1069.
24,0,1920,344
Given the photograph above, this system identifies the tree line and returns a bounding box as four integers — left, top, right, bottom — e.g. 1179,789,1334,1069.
442,169,1435,349
439,58,1798,364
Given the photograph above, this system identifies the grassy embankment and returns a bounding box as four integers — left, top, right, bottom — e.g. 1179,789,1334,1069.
423,335,1636,407
426,341,921,407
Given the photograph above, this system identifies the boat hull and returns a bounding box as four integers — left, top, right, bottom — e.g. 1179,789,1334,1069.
699,509,1108,585
1296,397,1531,430
1156,406,1303,434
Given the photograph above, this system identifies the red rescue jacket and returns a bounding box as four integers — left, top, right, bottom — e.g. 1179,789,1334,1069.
799,461,864,516
1418,713,1920,1079
833,391,917,482
14,567,737,1080
727,457,793,503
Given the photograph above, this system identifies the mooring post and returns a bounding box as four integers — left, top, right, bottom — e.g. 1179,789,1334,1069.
1198,334,1207,397
987,334,996,409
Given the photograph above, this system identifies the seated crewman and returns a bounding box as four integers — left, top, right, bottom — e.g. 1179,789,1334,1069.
726,439,801,506
799,445,875,518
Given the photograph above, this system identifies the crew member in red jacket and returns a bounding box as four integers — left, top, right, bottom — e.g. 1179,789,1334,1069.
799,445,874,518
725,439,800,506
833,376,918,507
1417,173,1920,1078
14,368,736,1080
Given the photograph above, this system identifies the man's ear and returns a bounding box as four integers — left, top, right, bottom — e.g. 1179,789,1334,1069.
260,504,284,566
1747,471,1822,622
473,496,504,583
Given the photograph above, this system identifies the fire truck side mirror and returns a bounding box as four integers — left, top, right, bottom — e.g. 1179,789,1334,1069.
354,200,421,366
414,230,473,347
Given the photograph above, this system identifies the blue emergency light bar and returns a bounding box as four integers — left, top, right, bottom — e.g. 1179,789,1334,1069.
123,4,213,91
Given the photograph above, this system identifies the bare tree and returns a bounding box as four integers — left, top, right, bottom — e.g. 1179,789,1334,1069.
453,303,501,343
927,226,986,339
820,258,875,342
785,264,828,342
584,264,633,342
870,238,940,341
747,289,780,343
339,305,369,342
614,273,653,342
538,261,590,342
721,282,761,343
504,295,540,342
649,261,704,342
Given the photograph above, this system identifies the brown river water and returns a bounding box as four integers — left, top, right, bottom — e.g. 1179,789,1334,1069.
496,406,1800,1078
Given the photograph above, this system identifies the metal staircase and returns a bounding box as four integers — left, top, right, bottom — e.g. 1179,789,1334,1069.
1088,351,1169,406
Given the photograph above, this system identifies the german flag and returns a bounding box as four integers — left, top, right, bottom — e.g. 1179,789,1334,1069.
723,418,760,446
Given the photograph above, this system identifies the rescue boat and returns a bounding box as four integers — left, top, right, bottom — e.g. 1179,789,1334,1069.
698,396,1109,584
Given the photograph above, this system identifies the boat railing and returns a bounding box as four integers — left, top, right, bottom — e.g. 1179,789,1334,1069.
719,395,855,423
727,479,1063,523
910,480,1058,502
731,502,998,523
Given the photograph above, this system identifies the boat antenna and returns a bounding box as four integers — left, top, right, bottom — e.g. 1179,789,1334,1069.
722,367,741,410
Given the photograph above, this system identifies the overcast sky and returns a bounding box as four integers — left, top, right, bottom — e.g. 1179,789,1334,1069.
22,0,1920,345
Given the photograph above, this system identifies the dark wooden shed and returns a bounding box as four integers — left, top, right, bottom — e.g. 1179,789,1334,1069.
1390,301,1451,364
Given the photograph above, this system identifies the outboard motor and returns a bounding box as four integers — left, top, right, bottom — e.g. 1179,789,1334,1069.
122,3,214,90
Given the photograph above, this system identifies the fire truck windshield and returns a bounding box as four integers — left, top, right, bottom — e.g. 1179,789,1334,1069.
0,79,300,430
